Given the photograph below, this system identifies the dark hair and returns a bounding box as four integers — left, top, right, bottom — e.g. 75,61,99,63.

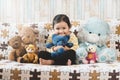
52,14,71,28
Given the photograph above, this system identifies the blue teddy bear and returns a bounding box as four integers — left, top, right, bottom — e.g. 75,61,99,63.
46,34,73,57
76,17,117,64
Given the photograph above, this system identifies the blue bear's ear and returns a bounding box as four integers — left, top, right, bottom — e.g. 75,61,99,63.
64,35,70,42
52,34,57,38
66,35,70,39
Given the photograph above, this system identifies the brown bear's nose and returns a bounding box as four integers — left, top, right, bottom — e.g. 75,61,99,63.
15,43,18,46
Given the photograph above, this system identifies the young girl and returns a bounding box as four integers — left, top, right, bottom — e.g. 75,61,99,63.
38,14,79,65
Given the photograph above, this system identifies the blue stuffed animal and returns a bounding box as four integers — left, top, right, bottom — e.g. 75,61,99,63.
46,34,73,57
76,17,117,64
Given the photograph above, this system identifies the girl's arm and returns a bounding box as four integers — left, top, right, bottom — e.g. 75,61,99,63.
68,33,79,51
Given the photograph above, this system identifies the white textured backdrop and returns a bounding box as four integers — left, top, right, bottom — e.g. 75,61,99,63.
0,0,120,23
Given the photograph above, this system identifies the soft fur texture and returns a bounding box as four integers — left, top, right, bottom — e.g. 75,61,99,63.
76,17,117,64
20,44,38,64
17,25,39,47
46,34,73,57
8,36,26,62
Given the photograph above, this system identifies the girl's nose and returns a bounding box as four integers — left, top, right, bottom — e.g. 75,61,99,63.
59,30,63,33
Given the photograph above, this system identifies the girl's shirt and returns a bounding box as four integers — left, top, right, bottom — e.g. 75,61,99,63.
46,32,79,52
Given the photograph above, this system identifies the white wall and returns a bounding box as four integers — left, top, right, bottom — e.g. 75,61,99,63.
0,0,120,23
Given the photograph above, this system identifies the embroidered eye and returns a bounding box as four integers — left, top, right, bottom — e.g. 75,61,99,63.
89,32,92,34
98,33,101,36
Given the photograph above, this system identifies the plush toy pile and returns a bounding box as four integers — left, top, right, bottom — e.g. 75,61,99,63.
76,17,117,64
8,25,39,63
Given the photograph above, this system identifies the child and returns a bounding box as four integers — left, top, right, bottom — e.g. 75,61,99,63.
38,14,79,65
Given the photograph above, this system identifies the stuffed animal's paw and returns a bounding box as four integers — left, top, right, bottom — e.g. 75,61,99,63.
33,60,38,64
98,48,117,63
76,47,88,58
89,60,95,64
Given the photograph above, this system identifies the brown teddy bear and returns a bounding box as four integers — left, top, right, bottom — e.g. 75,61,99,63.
17,25,39,47
8,36,26,62
20,44,38,64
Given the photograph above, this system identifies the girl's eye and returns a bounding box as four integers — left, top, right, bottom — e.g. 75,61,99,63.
98,33,101,36
63,27,66,29
56,28,59,30
89,32,92,34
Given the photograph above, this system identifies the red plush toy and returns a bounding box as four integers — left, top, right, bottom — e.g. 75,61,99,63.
86,45,98,64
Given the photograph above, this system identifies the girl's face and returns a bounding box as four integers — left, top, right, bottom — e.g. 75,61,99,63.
54,21,70,36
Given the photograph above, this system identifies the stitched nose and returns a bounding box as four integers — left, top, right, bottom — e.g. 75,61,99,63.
15,43,18,46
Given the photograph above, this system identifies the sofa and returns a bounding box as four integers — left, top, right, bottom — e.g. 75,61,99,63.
0,20,120,80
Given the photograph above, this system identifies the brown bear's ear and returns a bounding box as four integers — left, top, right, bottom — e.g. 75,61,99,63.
16,36,22,41
33,29,39,34
17,24,23,32
25,45,29,49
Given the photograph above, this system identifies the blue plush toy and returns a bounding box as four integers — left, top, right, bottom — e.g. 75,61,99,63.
46,34,73,57
76,17,117,64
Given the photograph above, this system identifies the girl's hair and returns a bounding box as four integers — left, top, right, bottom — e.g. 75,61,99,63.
52,14,71,28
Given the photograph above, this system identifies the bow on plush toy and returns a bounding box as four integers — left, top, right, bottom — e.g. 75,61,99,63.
46,34,73,57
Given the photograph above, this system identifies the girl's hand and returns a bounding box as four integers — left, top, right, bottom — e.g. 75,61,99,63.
64,46,70,51
53,46,64,51
53,46,70,51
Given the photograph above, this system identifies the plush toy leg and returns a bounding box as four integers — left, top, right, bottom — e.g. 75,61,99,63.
76,47,88,64
17,57,22,62
20,58,28,63
98,48,117,63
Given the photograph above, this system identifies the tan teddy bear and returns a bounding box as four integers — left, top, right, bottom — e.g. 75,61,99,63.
20,44,38,64
17,25,39,47
8,36,26,62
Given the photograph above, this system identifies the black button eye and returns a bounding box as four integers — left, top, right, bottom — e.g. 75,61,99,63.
89,32,92,34
98,33,101,36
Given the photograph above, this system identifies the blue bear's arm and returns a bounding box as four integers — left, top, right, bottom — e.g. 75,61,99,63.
57,41,63,46
63,35,73,47
46,43,54,48
66,43,73,48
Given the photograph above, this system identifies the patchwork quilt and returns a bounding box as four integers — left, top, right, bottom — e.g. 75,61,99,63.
0,60,120,80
